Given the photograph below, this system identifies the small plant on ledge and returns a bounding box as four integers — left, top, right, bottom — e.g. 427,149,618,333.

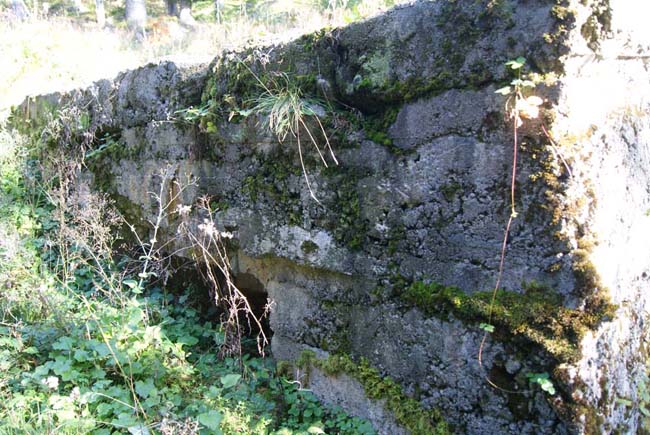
249,70,339,204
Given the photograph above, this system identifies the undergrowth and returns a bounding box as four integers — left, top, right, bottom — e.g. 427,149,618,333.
0,120,376,434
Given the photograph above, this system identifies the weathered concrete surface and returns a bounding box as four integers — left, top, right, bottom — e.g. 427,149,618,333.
550,3,650,432
12,0,650,434
272,336,409,435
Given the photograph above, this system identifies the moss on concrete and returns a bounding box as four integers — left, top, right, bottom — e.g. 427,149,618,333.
579,0,612,52
300,240,319,254
400,280,615,363
242,149,303,226
296,350,451,435
360,51,392,90
322,167,368,250
439,181,462,202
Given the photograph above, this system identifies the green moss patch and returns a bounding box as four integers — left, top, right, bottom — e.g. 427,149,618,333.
300,240,319,254
400,281,615,362
297,351,451,435
321,167,369,250
242,150,303,226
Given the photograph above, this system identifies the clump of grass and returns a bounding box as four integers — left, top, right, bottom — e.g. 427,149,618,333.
250,71,338,203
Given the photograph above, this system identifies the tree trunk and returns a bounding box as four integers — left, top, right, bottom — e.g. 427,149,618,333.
95,0,105,27
214,0,223,23
166,0,177,16
125,0,147,39
71,0,87,15
10,0,30,21
179,0,190,13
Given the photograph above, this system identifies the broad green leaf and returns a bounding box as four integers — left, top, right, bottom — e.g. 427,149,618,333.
50,358,72,377
122,279,143,294
123,279,139,289
91,341,112,358
540,379,556,395
308,426,325,434
198,410,223,432
506,57,526,70
23,346,39,355
178,334,199,346
220,373,241,389
135,379,157,399
74,349,91,362
479,323,495,333
527,372,556,395
641,406,650,417
52,336,75,351
127,424,151,435
616,398,632,407
112,413,140,429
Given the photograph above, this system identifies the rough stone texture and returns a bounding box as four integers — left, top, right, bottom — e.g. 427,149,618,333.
272,336,408,435
550,3,650,433
12,1,650,434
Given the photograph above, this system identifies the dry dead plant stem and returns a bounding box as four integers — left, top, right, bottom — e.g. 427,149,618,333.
127,168,196,289
179,195,269,359
41,149,149,419
133,169,270,360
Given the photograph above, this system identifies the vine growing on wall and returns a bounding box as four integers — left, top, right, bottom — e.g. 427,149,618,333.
480,57,546,393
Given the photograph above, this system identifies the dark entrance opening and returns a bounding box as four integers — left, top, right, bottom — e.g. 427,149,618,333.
234,272,271,335
165,259,272,354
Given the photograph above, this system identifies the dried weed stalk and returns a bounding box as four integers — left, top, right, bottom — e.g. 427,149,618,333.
178,195,270,359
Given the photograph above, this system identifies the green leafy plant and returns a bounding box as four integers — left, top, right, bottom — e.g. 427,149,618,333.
0,118,375,434
174,104,218,133
494,56,541,218
479,323,495,333
616,383,650,433
478,57,543,393
526,372,556,395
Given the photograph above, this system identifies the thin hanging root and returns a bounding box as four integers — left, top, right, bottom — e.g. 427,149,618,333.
478,332,522,394
478,214,523,395
478,105,524,394
510,114,519,218
315,116,339,166
296,123,322,205
299,117,328,167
